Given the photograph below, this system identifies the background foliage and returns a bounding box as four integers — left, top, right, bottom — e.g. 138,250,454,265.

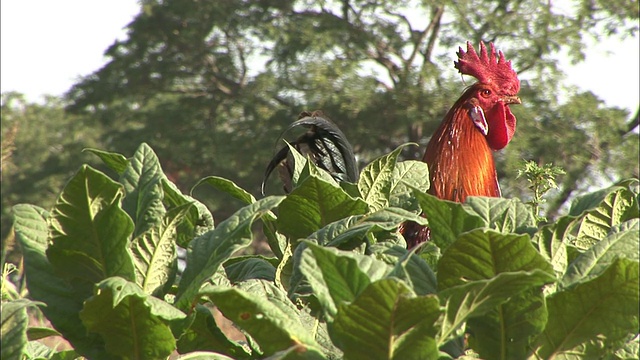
2,0,638,244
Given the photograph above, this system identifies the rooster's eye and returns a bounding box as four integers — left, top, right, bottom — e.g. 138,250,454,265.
481,89,491,97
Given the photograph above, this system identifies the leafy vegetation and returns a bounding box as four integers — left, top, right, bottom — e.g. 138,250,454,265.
3,143,638,359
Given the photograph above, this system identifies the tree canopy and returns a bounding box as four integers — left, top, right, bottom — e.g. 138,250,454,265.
3,0,638,238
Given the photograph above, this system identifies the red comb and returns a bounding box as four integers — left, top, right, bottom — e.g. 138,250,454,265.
454,41,520,94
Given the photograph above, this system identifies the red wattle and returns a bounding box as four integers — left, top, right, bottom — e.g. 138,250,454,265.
486,104,516,150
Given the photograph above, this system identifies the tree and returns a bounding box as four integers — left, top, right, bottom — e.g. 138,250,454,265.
1,93,103,243
58,0,638,219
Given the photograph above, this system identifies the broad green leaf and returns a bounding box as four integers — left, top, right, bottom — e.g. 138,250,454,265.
175,196,285,310
23,341,51,359
193,176,256,205
286,141,310,190
264,345,327,359
26,326,61,341
90,277,186,321
340,181,361,198
439,270,556,346
83,147,129,174
299,243,375,321
566,244,583,265
162,178,214,247
1,299,37,360
263,215,287,260
308,207,427,248
266,139,343,193
467,288,547,360
23,341,78,360
202,287,320,356
569,187,613,217
438,229,555,291
531,258,639,359
449,211,554,359
574,187,639,248
13,204,111,359
412,189,485,250
568,179,638,216
418,242,442,269
288,243,316,302
371,228,409,249
562,219,639,287
615,334,639,359
47,165,135,292
12,205,49,252
176,304,250,358
277,175,368,240
300,151,341,187
80,277,185,359
369,242,408,265
175,352,236,360
463,197,538,235
296,306,343,358
223,256,277,284
192,175,278,260
389,250,438,295
289,240,391,312
563,337,638,359
613,217,640,232
132,203,193,296
358,144,409,211
389,160,430,212
532,215,576,277
234,279,303,329
359,206,429,230
307,215,364,246
208,265,233,290
120,143,166,237
331,279,441,360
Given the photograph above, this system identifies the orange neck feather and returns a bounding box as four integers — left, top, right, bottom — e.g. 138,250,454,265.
423,100,500,203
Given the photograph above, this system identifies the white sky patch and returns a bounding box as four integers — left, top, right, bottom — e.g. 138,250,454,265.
1,0,139,102
559,36,639,113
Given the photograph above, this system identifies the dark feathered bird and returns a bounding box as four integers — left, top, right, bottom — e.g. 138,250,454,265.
262,110,358,194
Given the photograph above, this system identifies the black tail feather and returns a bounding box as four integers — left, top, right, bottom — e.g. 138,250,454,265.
262,111,358,194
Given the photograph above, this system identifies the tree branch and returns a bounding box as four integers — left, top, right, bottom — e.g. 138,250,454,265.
422,6,444,65
366,46,400,87
622,107,639,136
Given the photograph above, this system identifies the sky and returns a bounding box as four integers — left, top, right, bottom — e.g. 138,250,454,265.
1,1,139,101
1,1,639,115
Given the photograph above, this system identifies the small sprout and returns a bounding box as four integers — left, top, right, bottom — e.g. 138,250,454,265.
517,160,565,223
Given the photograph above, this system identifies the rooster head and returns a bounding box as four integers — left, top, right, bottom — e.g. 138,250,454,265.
454,41,521,150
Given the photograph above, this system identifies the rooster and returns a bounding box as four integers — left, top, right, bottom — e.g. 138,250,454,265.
401,41,521,247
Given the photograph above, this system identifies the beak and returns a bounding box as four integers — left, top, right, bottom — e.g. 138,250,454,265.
502,95,521,105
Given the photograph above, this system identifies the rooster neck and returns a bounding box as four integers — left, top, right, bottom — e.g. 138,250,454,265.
424,103,500,202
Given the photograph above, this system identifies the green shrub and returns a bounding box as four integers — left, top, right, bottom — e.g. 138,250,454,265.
3,143,639,359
